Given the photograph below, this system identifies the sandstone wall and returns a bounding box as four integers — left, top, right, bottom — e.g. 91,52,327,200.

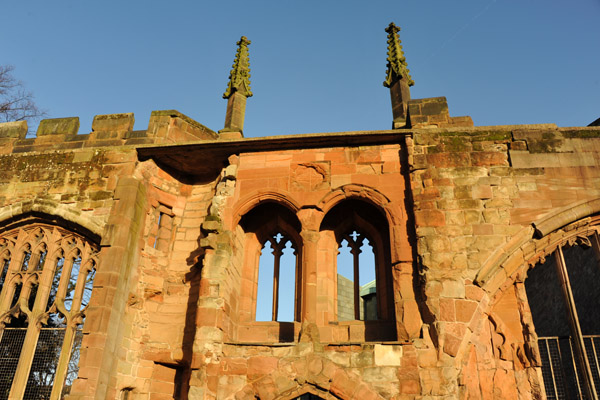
409,124,600,399
2,111,600,400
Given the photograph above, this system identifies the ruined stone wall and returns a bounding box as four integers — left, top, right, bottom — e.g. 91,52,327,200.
0,112,221,400
2,108,600,400
185,141,421,399
408,124,600,399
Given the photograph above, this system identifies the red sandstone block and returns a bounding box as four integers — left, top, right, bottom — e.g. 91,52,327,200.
137,365,154,379
471,151,507,166
290,152,318,163
443,333,462,357
415,200,436,210
465,284,485,301
445,322,467,338
331,163,356,175
427,152,470,168
400,379,420,394
352,383,380,400
247,356,278,379
439,298,455,321
152,364,177,382
196,307,217,326
414,187,440,202
149,394,173,400
150,379,174,394
330,370,359,399
455,300,478,323
472,224,494,235
324,149,348,163
472,185,493,199
382,161,398,173
221,357,248,375
414,210,446,227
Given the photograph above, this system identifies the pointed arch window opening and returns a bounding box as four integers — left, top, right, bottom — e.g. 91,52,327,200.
0,223,99,399
256,232,299,322
526,230,600,400
337,229,378,321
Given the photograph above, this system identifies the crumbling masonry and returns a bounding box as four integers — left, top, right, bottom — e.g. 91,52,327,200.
1,23,600,400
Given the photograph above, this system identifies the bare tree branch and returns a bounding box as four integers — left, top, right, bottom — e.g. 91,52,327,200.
0,65,46,123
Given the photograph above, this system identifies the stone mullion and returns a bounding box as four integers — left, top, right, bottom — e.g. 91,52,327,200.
67,255,93,314
345,234,363,321
0,245,16,314
28,251,41,272
9,230,58,399
271,239,284,322
49,244,96,399
55,257,75,316
48,322,77,400
8,313,41,399
294,246,301,322
350,244,361,320
555,247,598,400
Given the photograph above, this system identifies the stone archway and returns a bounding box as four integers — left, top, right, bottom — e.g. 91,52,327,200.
456,200,600,399
233,354,384,400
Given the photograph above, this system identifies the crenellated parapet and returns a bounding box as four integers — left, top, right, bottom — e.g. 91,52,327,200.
0,110,218,154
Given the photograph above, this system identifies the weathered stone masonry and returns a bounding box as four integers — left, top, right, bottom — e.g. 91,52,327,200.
1,25,600,400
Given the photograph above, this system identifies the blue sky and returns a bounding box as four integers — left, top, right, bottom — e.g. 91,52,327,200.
2,0,599,137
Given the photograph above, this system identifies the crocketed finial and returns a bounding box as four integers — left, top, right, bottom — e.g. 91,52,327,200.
383,23,414,88
223,36,253,99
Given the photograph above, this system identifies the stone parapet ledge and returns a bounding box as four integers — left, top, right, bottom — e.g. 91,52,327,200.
0,121,27,153
0,110,221,154
406,97,473,129
90,113,135,140
37,116,80,136
147,110,218,143
0,120,28,139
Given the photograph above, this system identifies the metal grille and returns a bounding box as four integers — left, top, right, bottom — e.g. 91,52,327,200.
584,337,600,394
538,336,600,400
0,328,27,400
539,337,568,399
23,328,66,399
583,336,600,396
61,329,83,398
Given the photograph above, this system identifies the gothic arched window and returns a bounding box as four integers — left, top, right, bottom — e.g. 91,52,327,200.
0,222,98,399
256,232,299,322
337,231,378,321
239,202,302,324
320,199,394,323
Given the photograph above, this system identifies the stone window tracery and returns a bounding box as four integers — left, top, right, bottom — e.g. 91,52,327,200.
337,231,378,321
239,202,303,324
0,222,98,400
256,232,299,322
320,199,394,324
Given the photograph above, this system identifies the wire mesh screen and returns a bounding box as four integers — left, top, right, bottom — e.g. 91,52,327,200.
0,328,27,400
585,336,600,395
61,329,83,398
538,336,594,400
539,337,567,399
23,328,65,400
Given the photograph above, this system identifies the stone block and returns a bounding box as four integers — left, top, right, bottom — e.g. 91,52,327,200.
92,113,135,135
0,120,27,138
374,344,403,366
37,117,79,136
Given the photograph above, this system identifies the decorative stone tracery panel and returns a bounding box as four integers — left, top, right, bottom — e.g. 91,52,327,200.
0,222,99,399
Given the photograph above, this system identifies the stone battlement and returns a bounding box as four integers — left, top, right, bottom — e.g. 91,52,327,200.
0,110,218,154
